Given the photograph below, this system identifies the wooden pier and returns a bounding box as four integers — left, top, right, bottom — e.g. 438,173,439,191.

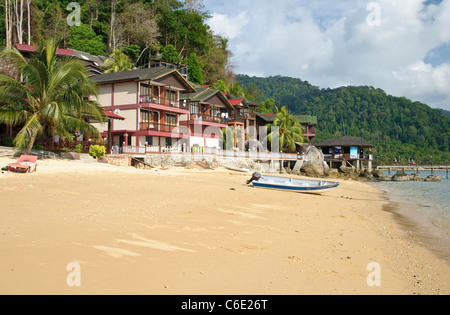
377,165,449,178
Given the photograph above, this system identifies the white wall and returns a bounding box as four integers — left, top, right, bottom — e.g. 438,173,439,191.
113,109,137,131
96,84,113,107
90,122,108,133
114,82,137,106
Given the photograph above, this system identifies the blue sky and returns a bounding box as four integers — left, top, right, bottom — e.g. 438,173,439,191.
204,0,450,111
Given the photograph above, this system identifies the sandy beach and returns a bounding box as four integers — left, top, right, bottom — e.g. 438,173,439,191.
0,156,448,295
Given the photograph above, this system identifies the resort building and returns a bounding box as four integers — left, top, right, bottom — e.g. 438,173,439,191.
90,67,196,153
315,136,374,171
293,115,318,144
180,87,234,150
224,94,259,150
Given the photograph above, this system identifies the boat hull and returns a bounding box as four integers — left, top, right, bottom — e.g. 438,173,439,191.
252,182,339,194
249,174,340,194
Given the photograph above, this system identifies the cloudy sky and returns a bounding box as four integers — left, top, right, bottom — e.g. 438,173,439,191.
204,0,450,111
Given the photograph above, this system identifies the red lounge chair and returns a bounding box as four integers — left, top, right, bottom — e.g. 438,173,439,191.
7,155,38,173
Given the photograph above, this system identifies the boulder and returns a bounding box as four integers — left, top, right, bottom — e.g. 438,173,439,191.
327,169,341,179
392,171,411,181
340,166,356,174
360,169,374,180
424,175,442,182
297,143,329,177
245,139,265,152
371,169,385,179
302,162,325,177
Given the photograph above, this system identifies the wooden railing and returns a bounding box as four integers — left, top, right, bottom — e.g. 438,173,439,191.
139,123,181,133
190,114,229,125
229,111,256,123
139,95,189,111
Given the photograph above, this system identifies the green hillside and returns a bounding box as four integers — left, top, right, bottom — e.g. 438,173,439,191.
237,75,450,164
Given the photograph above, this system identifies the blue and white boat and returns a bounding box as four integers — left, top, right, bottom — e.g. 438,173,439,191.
246,172,340,194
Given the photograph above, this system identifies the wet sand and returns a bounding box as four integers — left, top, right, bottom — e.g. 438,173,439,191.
0,157,448,295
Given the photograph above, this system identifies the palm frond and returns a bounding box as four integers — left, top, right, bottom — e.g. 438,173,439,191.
13,114,42,151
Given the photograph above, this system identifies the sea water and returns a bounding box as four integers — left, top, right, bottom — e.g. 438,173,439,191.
372,170,449,231
371,170,450,260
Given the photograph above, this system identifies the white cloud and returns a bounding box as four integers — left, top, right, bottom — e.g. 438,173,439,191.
205,0,450,110
207,12,248,39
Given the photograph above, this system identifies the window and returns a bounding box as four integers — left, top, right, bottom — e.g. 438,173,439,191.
190,102,199,115
140,109,150,123
165,114,177,126
145,136,153,146
168,90,177,103
165,137,172,147
140,82,152,97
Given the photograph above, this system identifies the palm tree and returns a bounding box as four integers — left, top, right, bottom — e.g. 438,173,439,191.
266,106,307,153
103,49,134,73
0,38,105,154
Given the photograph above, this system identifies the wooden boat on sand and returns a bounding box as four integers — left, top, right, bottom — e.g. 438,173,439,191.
246,172,340,194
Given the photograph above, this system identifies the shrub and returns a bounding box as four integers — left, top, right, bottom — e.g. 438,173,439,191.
89,145,106,159
1,137,14,147
32,144,44,150
74,143,83,153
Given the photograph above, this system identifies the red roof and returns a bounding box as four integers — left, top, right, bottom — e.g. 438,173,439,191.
104,111,125,120
15,44,75,56
228,98,244,106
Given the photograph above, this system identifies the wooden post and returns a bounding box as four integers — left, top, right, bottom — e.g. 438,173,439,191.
107,119,112,155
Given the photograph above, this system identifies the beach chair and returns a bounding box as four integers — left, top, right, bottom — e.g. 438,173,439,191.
7,155,38,173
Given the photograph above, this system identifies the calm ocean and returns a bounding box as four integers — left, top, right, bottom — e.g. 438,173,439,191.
371,170,450,260
373,170,449,231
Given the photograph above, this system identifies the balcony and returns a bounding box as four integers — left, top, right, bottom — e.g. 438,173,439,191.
229,111,256,123
189,114,229,125
139,95,189,111
139,122,181,134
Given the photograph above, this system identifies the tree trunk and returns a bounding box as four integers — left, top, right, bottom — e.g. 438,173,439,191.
14,0,24,45
26,0,30,45
109,0,116,52
25,128,38,155
5,0,13,48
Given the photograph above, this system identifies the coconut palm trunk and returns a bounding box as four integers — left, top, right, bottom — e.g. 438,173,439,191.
25,128,39,154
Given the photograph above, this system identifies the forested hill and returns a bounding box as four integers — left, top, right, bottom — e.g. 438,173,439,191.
237,75,450,164
0,0,233,86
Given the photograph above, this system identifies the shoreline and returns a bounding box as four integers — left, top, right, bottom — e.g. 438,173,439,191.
375,187,450,265
0,157,449,294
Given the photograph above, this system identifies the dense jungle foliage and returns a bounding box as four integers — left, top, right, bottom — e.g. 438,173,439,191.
238,75,450,165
